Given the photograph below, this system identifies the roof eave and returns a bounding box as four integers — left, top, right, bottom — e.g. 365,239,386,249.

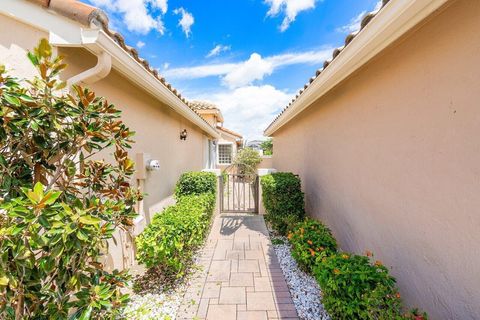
264,0,449,137
1,0,219,139
91,32,220,138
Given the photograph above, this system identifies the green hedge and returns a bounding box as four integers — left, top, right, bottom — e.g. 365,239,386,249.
136,193,215,276
175,171,217,198
288,218,337,272
136,171,217,278
261,172,305,234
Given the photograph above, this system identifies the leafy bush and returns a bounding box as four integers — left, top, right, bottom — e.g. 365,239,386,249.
233,147,262,175
0,39,139,319
287,218,337,272
174,171,216,198
313,253,403,320
261,172,305,234
136,193,215,278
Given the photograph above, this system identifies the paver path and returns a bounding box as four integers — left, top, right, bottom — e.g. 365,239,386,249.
177,213,298,320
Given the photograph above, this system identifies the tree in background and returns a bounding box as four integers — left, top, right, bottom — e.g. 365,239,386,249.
260,138,273,155
233,147,262,176
0,39,140,319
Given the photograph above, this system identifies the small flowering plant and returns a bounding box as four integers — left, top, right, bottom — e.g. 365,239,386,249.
313,252,400,319
287,218,337,272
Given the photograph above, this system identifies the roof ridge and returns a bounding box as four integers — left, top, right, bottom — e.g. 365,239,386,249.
264,0,390,133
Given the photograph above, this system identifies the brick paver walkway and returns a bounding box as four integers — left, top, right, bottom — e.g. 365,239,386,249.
177,213,298,320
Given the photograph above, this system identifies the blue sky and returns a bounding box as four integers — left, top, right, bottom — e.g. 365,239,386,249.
86,0,381,140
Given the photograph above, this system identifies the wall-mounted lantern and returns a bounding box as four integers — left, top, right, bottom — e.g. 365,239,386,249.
180,129,188,140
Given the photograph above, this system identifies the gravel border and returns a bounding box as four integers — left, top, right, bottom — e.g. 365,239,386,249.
121,255,204,320
122,291,183,320
272,236,330,320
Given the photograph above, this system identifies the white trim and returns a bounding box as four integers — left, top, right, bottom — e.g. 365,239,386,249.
92,32,220,139
264,0,449,136
0,0,87,44
218,129,242,141
0,0,220,139
217,142,234,165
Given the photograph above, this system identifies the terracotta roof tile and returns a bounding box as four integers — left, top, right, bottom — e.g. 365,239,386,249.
265,0,391,133
188,100,220,111
27,0,217,134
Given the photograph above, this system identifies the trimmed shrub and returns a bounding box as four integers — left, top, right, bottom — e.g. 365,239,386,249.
136,193,215,277
313,253,402,320
287,218,337,272
175,171,217,198
261,172,305,234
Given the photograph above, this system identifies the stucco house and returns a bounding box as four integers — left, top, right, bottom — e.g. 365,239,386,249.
0,0,226,271
265,0,479,318
189,100,244,171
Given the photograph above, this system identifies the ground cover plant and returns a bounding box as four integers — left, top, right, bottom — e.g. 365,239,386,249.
0,39,140,319
314,253,400,319
287,218,337,272
261,172,305,235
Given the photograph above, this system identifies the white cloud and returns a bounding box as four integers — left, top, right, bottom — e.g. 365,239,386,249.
174,7,194,38
373,0,383,12
191,85,293,140
223,53,274,88
136,40,146,48
337,11,366,33
164,48,332,89
90,0,167,35
165,62,237,79
265,0,318,31
206,45,231,58
162,62,170,70
337,1,383,34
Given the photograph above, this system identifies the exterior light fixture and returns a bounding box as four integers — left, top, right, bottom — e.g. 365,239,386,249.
180,129,188,140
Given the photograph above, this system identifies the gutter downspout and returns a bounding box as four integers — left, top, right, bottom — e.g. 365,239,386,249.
66,50,112,88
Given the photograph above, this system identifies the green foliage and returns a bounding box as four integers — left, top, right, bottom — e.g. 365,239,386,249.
174,171,217,198
233,147,262,175
261,172,305,235
287,218,337,272
313,253,403,320
260,138,273,155
0,39,139,319
136,193,215,278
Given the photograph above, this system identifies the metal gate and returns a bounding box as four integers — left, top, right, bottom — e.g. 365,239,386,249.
220,174,259,213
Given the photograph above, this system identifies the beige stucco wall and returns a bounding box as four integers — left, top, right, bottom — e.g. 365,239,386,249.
271,0,480,319
258,156,273,169
58,47,208,221
200,113,217,127
0,13,48,80
0,14,210,271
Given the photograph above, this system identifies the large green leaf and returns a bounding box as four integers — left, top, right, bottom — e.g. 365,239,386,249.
78,215,101,225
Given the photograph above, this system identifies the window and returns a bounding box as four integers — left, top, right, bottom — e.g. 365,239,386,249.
218,143,233,164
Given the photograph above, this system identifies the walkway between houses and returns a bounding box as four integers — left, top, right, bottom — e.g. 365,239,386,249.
177,213,298,320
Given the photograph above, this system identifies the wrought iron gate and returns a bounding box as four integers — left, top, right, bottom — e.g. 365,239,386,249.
220,174,259,213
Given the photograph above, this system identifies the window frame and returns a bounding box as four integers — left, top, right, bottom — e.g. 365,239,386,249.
217,142,233,165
